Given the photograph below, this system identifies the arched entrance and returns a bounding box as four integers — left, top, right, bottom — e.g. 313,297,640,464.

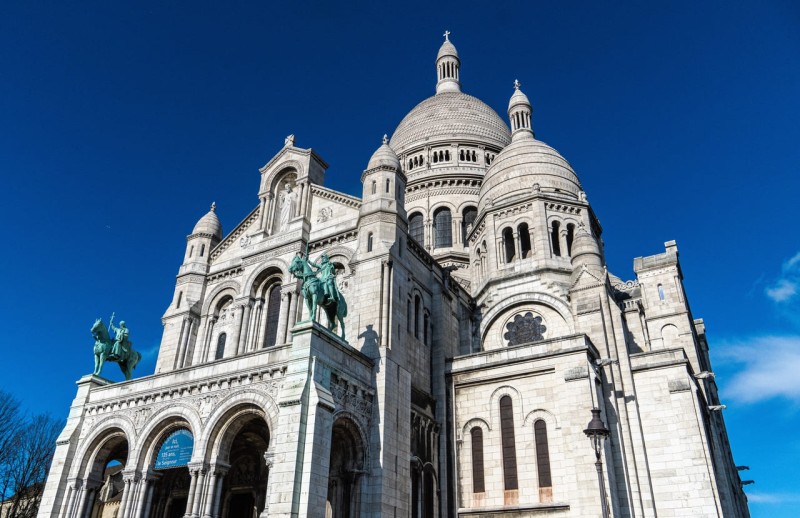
86,431,128,518
214,409,270,518
147,427,193,518
326,417,365,518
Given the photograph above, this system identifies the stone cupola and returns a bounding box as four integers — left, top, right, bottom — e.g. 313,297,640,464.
184,202,222,266
436,31,461,94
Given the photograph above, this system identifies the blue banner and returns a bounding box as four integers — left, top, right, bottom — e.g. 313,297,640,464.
154,428,193,470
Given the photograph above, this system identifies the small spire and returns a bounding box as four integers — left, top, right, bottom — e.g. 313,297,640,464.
443,30,450,41
382,134,388,145
210,202,216,212
514,79,521,90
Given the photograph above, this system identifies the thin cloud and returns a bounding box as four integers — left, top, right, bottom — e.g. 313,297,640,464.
746,492,800,504
765,252,800,303
718,336,800,404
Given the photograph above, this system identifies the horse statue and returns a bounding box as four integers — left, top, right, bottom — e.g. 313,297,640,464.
92,317,142,380
289,253,348,341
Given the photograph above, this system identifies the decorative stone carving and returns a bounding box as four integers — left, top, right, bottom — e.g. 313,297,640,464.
504,312,547,346
240,235,252,248
317,206,334,223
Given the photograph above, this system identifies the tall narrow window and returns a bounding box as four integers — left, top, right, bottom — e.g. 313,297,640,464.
264,285,282,347
371,180,377,194
534,420,553,502
367,232,374,252
658,284,665,301
519,223,531,258
550,222,561,257
414,295,421,339
176,291,183,309
214,333,227,360
433,208,452,248
386,179,391,193
200,244,206,257
499,396,519,490
461,207,477,245
189,245,194,258
424,312,429,345
503,227,515,263
566,224,575,256
471,427,485,493
409,212,424,246
407,299,412,332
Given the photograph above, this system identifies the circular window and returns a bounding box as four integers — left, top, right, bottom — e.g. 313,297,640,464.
503,312,547,346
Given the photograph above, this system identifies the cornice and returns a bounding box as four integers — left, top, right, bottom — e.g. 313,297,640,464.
210,206,260,261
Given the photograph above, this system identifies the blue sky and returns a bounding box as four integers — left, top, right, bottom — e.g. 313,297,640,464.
1,1,798,515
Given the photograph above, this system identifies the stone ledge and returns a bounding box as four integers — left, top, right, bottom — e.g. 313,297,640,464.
459,502,570,516
630,348,688,372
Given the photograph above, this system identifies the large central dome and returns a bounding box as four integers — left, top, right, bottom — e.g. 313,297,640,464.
389,92,511,154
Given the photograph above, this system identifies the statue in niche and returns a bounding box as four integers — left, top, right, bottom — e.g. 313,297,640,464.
278,183,298,231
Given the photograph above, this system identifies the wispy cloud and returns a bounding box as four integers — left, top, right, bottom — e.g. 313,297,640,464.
765,252,800,303
718,336,800,404
746,492,800,504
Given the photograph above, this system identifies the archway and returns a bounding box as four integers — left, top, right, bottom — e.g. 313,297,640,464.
147,426,194,518
86,431,128,518
215,410,270,518
326,418,365,518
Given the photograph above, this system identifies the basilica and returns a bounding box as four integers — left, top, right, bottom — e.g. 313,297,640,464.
39,36,749,518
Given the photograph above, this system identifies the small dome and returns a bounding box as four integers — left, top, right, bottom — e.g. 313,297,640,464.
390,93,511,154
570,225,601,262
367,135,400,170
508,82,531,111
192,202,223,240
479,138,582,211
437,39,459,60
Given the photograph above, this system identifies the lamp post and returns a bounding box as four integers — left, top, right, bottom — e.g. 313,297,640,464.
584,407,610,518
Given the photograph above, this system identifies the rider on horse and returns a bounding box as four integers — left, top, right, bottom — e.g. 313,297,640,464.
307,253,339,303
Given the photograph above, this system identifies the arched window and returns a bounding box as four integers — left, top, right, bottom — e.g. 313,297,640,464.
551,222,561,257
367,232,374,252
461,207,477,244
566,223,575,256
200,244,206,257
414,295,421,339
445,150,450,161
534,420,553,502
472,150,477,162
407,299,412,332
215,333,227,360
499,395,518,490
432,153,438,164
263,285,282,347
409,212,424,246
386,179,391,193
433,208,452,248
409,159,413,169
519,223,532,258
460,150,465,161
371,180,376,195
189,245,194,258
470,427,485,493
176,291,182,309
503,227,515,263
658,283,665,301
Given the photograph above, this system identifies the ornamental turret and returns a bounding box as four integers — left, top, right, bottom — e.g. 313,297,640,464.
508,79,534,140
183,202,222,267
358,135,407,254
436,31,461,94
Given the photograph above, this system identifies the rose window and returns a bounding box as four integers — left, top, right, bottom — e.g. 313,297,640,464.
504,312,547,346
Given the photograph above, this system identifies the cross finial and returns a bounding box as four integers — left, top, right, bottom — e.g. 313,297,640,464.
210,201,216,212
382,134,388,145
443,30,450,41
514,79,521,90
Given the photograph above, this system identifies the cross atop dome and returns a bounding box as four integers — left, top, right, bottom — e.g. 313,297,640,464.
382,134,388,145
514,79,521,90
443,30,450,41
436,34,461,94
210,201,216,212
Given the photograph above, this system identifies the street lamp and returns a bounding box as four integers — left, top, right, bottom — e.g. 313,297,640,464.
584,408,610,518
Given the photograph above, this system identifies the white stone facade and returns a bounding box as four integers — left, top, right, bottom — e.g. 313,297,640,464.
39,36,749,518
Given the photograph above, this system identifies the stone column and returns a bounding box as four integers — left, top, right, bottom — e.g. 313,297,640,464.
275,289,291,346
229,304,246,356
514,231,522,261
559,229,569,258
287,286,300,342
496,237,504,265
202,465,228,518
117,473,137,518
249,301,263,351
453,216,462,246
184,464,202,518
79,483,100,518
259,451,274,518
528,226,536,254
138,473,159,518
190,466,207,518
238,301,253,354
64,478,82,518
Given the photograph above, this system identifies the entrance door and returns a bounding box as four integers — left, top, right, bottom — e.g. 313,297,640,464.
167,497,187,518
226,492,255,518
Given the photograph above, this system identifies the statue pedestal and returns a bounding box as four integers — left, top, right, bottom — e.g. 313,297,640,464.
77,374,113,386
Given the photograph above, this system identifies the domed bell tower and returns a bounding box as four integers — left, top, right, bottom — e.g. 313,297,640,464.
436,31,461,94
358,135,407,254
156,202,223,373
